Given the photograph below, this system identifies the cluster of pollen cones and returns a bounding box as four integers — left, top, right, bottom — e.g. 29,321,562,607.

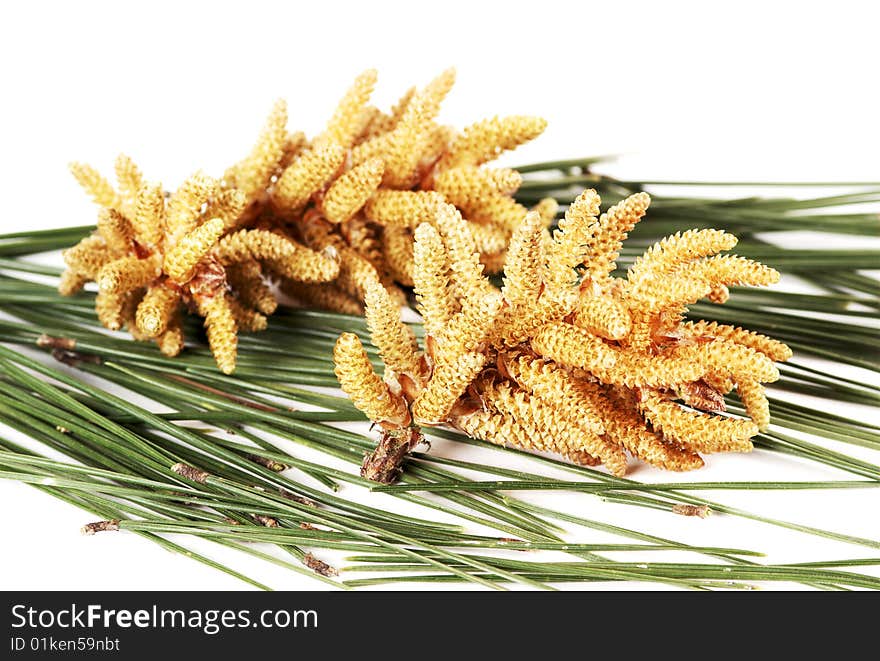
59,69,791,479
60,68,547,373
333,189,791,481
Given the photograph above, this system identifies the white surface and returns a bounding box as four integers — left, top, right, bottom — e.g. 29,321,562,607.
0,1,878,591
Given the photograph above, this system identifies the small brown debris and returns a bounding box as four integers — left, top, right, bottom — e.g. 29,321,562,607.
303,553,339,577
171,462,209,484
37,334,77,350
253,514,279,528
246,454,288,472
81,519,120,535
672,504,711,518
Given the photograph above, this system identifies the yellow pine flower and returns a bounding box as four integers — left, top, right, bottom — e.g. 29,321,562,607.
282,281,364,316
317,69,378,149
62,235,112,279
412,223,454,338
225,261,277,315
682,320,792,362
135,282,181,338
197,294,238,375
439,115,547,169
225,99,288,200
433,165,522,209
598,384,705,471
334,332,410,426
333,184,788,479
204,188,249,230
364,190,445,228
586,192,651,282
500,211,545,309
114,154,144,216
58,270,88,296
274,143,345,211
380,225,415,286
132,182,166,248
69,162,123,209
165,171,217,241
163,217,226,284
156,315,185,357
95,289,141,332
530,322,621,377
364,277,422,378
640,390,758,453
216,228,339,283
572,295,633,340
97,255,161,294
227,297,268,333
707,284,730,304
96,208,134,253
501,353,605,435
462,193,528,232
627,229,738,285
736,377,770,431
412,352,486,424
321,158,385,224
478,381,627,476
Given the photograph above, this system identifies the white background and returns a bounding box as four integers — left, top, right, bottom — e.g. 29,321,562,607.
0,1,878,590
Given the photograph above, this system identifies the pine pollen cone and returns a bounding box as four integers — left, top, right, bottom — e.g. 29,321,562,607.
334,188,791,481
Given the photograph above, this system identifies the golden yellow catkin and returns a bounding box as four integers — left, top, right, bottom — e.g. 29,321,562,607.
334,332,410,426
440,115,547,168
114,154,144,215
530,322,620,377
282,281,364,316
433,166,522,209
317,69,378,149
227,99,288,199
132,182,166,247
204,188,248,230
381,225,416,286
227,296,268,333
598,385,705,471
69,162,123,209
627,229,738,284
274,143,346,210
63,235,111,279
96,208,134,253
501,211,545,310
682,320,793,362
412,352,486,424
639,390,757,453
480,380,627,476
135,283,181,338
572,295,633,340
157,315,185,357
225,261,277,315
163,218,226,283
365,190,445,228
216,229,339,282
321,158,385,224
736,377,771,432
197,294,238,375
412,223,454,338
97,255,161,294
165,172,216,240
364,278,422,378
586,192,650,282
